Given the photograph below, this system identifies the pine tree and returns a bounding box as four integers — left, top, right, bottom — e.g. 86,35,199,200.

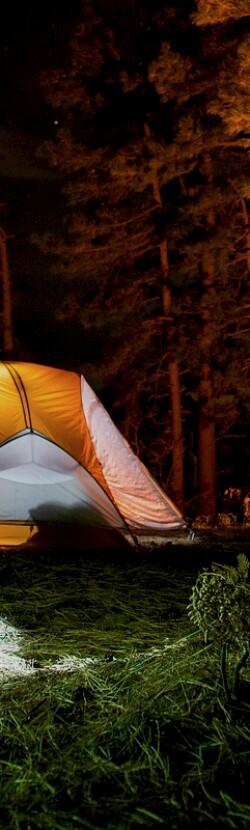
192,0,249,26
38,1,187,509
148,7,250,518
0,225,14,357
38,0,250,517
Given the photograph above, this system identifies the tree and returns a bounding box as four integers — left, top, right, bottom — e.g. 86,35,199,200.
148,12,250,518
0,225,14,356
38,0,250,517
107,120,185,508
174,151,250,497
38,1,186,509
192,0,250,26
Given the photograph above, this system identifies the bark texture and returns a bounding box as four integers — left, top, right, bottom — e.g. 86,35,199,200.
144,124,184,512
0,228,14,356
198,154,216,519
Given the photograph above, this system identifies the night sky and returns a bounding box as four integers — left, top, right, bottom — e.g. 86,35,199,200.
0,0,148,357
0,0,144,344
0,2,80,360
0,1,143,137
0,2,79,133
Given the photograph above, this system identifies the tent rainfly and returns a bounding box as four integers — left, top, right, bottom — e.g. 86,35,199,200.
0,362,185,547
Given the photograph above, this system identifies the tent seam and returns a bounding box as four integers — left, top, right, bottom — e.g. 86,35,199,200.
0,430,128,530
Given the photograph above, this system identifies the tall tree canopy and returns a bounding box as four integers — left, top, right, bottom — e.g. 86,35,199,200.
37,0,250,517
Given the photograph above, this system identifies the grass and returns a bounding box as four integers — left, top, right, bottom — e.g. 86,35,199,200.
0,543,250,829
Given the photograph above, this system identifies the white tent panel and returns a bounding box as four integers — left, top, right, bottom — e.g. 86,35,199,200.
0,432,33,469
82,378,184,530
0,464,72,485
0,434,124,529
32,433,78,472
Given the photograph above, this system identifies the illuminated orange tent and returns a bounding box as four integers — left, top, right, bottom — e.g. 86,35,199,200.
0,362,184,547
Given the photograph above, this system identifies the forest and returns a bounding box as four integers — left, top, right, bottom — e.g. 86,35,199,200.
1,0,249,521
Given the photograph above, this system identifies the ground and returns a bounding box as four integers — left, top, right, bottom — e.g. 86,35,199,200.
0,535,249,829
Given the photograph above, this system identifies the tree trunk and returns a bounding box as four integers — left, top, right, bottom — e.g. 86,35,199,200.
198,362,216,518
229,181,250,277
159,241,184,512
239,192,250,277
198,154,217,520
144,124,184,512
168,359,184,511
0,227,14,356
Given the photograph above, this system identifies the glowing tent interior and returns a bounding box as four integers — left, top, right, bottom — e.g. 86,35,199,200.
0,362,185,548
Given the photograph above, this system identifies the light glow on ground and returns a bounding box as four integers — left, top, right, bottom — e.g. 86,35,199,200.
0,617,186,678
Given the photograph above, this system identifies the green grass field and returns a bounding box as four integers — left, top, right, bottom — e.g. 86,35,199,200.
0,543,249,829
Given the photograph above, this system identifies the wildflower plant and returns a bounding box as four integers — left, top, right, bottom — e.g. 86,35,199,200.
188,555,250,703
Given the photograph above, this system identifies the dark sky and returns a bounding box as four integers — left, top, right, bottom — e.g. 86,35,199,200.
0,1,146,181
0,1,81,136
0,2,81,358
0,0,146,360
0,1,145,136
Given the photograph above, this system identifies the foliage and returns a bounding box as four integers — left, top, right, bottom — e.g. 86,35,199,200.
192,0,250,26
188,554,250,646
36,0,250,512
188,554,250,704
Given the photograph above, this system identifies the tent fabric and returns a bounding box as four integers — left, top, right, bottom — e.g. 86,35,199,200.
82,378,183,530
0,433,124,527
0,363,108,493
0,361,184,545
0,524,37,547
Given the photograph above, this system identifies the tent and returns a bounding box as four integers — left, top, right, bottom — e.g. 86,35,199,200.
0,362,185,548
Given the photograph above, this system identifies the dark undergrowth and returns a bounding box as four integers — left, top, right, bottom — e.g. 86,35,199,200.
0,542,249,829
